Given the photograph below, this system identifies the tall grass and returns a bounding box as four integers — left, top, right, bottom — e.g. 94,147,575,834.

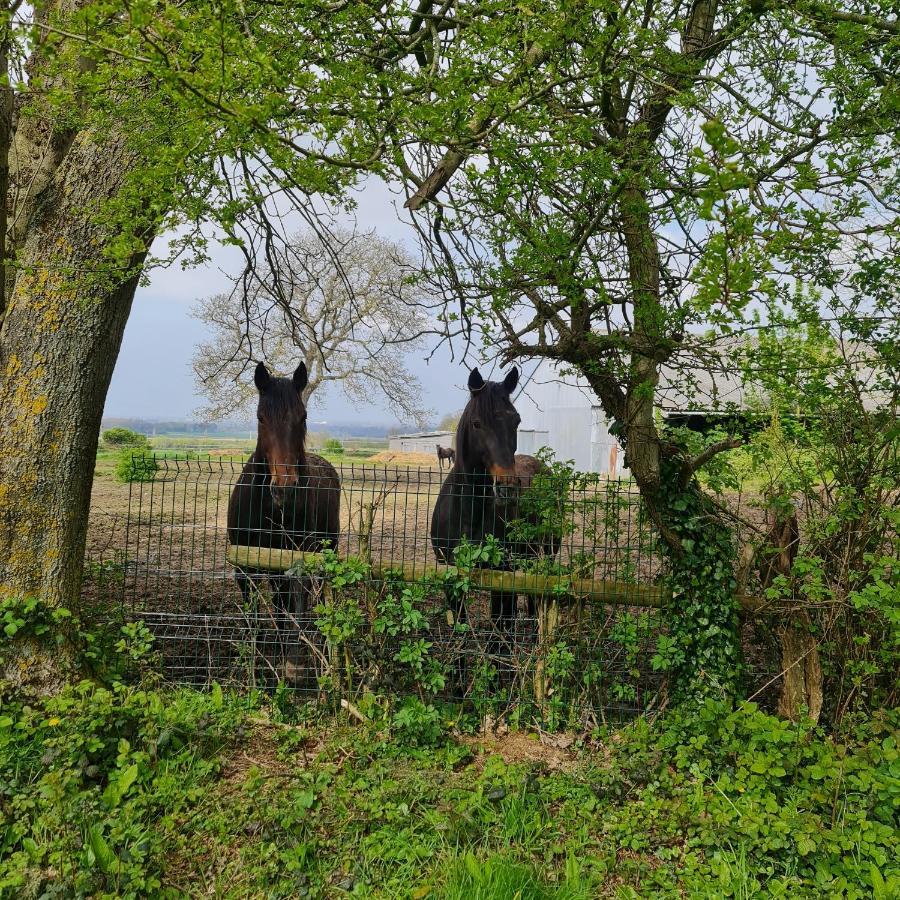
439,851,592,899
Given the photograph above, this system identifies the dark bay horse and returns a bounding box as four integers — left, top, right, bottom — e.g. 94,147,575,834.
430,366,559,626
227,362,340,668
436,445,455,469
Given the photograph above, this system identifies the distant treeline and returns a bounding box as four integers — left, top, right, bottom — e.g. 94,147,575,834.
101,418,401,439
101,419,250,436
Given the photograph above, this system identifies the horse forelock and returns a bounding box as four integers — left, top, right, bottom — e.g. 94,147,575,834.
259,377,302,417
257,377,307,463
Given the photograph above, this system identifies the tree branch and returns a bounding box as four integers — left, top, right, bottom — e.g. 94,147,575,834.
680,437,743,487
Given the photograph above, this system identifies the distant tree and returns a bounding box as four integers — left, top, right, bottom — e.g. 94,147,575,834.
101,428,149,448
436,411,462,433
192,228,434,427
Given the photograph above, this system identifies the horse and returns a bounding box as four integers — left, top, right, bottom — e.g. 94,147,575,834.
227,361,341,675
436,444,456,469
430,366,559,629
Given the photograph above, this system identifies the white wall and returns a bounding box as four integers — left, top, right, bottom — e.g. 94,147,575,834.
388,432,454,454
514,363,626,476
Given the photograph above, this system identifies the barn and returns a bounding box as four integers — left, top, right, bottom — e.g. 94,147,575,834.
514,356,749,477
388,430,455,454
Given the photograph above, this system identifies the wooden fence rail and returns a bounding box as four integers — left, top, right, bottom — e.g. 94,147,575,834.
226,545,765,613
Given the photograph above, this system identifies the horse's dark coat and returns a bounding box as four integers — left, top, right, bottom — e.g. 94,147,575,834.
436,445,456,469
227,363,340,652
430,367,558,624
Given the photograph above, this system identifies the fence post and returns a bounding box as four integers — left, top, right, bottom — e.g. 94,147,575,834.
534,591,561,715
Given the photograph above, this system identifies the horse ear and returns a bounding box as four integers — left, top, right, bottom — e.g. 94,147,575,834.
503,366,519,394
293,362,308,393
468,367,485,393
254,362,271,392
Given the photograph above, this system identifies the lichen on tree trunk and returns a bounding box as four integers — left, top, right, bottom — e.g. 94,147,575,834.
0,125,151,619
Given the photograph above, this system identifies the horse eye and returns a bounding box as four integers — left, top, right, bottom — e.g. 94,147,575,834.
472,420,481,429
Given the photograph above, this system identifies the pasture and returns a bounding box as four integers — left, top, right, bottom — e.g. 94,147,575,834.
82,440,785,733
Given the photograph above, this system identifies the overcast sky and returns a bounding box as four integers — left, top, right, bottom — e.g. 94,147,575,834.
104,178,498,427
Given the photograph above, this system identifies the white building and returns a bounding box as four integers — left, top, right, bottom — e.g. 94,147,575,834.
513,355,749,477
388,430,455,454
514,367,628,476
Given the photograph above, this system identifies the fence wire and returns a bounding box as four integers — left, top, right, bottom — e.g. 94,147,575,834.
82,454,781,727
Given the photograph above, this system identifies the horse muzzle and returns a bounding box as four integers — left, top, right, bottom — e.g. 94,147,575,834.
269,468,300,507
490,466,520,501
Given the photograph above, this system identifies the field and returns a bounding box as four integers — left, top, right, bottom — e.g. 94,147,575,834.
81,439,784,728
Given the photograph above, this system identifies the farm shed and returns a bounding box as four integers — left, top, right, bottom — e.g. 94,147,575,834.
388,430,455,454
514,338,890,476
514,352,750,477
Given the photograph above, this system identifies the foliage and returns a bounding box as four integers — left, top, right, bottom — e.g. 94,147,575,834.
115,450,158,484
734,323,899,722
0,681,246,898
322,438,344,455
436,410,462,433
3,688,888,897
0,598,247,898
0,595,75,647
655,457,743,701
440,851,591,899
101,428,149,449
305,550,449,741
1,595,896,898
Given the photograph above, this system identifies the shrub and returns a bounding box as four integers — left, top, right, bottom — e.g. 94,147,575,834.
102,427,149,448
323,437,344,455
736,327,899,722
116,449,158,483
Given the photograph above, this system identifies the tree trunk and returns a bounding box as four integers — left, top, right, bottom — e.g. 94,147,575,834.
0,126,149,617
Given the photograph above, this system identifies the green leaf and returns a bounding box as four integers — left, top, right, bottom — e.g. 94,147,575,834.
103,763,139,808
88,825,116,875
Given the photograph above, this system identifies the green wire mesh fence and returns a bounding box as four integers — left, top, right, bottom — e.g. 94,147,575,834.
81,454,781,728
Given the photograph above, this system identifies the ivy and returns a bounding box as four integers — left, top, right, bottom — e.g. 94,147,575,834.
655,460,742,703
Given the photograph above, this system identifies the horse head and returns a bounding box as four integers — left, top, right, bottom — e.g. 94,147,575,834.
456,366,521,500
253,361,309,506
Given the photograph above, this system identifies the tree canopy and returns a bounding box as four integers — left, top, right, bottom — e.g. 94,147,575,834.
83,0,897,489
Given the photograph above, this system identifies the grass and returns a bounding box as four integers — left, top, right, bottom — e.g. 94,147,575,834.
1,661,897,900
439,852,592,899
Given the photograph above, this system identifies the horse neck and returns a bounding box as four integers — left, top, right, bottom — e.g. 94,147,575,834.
451,451,487,479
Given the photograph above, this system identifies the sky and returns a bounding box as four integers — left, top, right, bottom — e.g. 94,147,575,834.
103,178,494,428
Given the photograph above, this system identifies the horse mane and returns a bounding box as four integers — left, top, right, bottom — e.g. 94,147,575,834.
454,380,510,472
